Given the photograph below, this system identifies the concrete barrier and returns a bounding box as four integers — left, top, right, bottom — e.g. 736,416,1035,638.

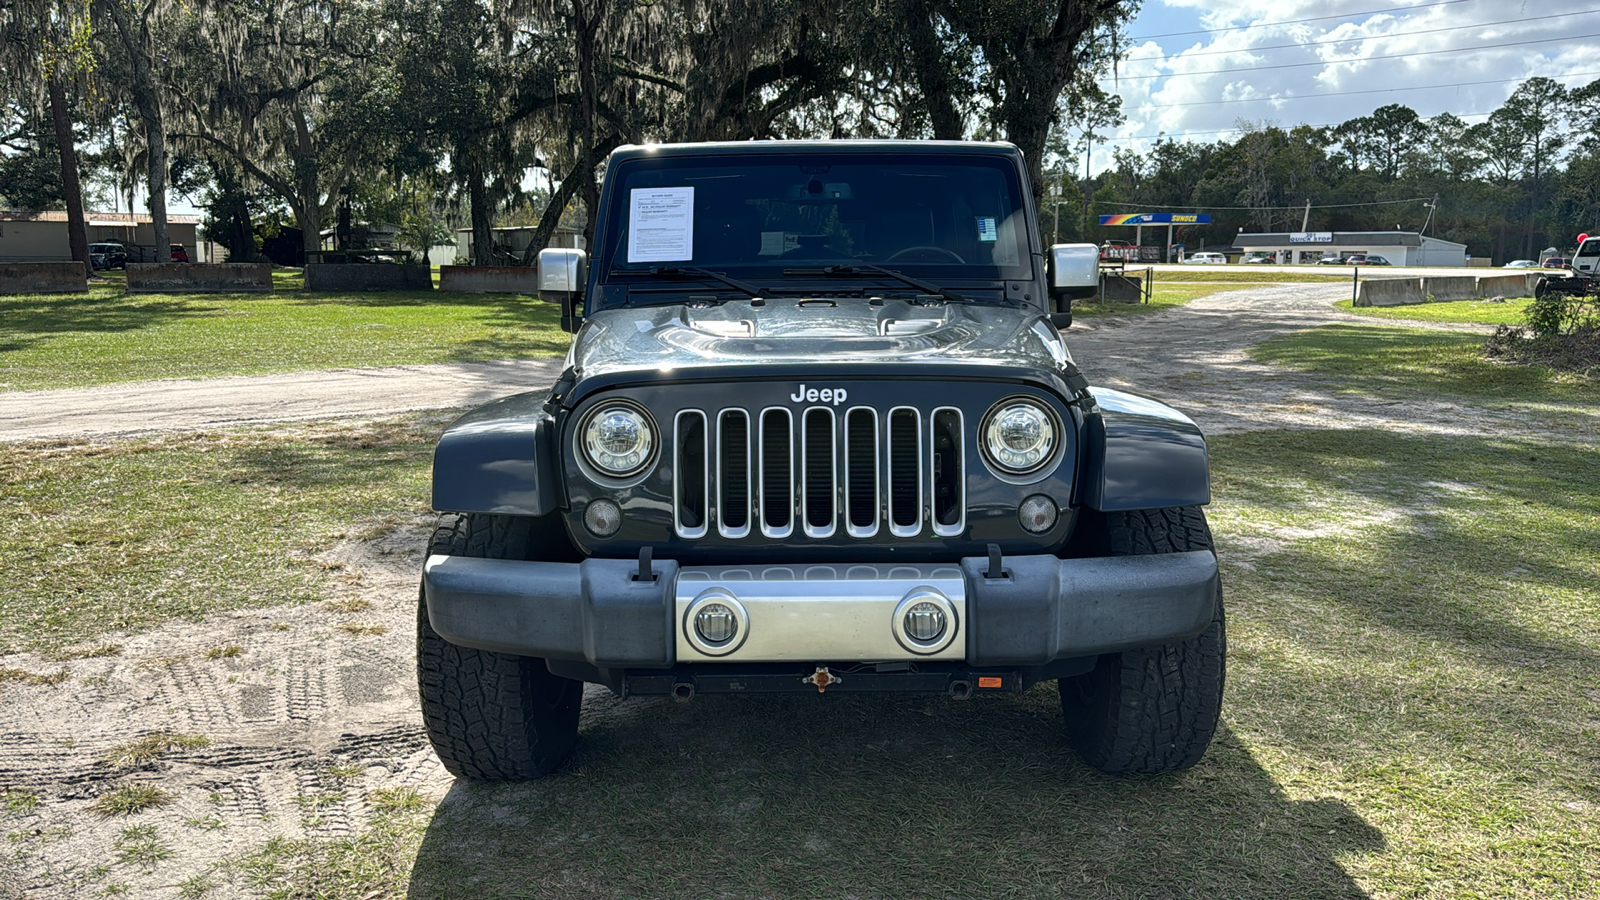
1422,275,1480,302
0,261,89,294
126,262,273,293
438,265,541,295
1475,273,1535,300
1354,277,1424,307
305,263,432,292
1356,273,1539,307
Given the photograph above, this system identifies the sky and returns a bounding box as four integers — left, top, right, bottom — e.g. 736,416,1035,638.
1088,0,1600,174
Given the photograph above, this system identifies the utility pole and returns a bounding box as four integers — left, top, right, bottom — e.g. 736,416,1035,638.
1301,199,1311,232
1420,194,1439,236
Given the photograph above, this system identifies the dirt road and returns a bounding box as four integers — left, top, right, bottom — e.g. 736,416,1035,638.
0,285,1522,897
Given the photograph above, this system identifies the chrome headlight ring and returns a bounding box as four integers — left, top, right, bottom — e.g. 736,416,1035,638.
980,397,1059,476
579,401,658,478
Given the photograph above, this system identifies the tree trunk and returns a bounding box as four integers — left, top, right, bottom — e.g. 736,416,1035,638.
47,71,89,268
467,162,494,265
106,0,170,258
903,0,963,140
572,0,609,253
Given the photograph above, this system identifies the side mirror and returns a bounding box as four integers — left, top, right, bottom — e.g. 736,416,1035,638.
1047,243,1099,326
1047,243,1099,296
539,248,588,334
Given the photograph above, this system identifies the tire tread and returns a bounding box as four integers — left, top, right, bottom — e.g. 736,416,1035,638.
1062,506,1225,774
417,513,581,780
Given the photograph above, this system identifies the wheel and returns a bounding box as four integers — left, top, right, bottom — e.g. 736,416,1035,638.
417,513,583,779
886,245,965,263
1059,506,1225,774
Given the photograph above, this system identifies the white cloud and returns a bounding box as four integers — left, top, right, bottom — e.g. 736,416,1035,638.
1090,0,1600,172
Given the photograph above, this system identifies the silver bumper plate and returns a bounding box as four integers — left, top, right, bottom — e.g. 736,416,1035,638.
674,564,967,662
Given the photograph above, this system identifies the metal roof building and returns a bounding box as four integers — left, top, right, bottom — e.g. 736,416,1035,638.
1235,231,1467,266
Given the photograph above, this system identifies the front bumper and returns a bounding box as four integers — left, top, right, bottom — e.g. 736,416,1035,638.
421,550,1218,672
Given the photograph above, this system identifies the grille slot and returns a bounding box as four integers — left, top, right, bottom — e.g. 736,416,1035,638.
931,408,964,536
802,408,837,536
759,409,794,537
844,408,879,537
717,410,751,537
888,407,923,536
674,410,708,539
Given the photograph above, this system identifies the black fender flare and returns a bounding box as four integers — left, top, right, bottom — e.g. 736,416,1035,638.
431,391,563,517
1078,387,1211,511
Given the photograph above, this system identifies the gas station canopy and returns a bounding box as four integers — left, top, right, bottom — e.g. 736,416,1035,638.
1098,213,1212,263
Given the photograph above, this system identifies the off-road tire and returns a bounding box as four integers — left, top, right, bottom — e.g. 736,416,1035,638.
1059,506,1225,774
417,513,582,779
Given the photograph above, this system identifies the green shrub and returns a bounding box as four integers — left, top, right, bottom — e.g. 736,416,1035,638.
1525,287,1599,338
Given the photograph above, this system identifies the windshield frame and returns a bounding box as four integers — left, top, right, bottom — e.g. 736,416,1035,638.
588,144,1041,311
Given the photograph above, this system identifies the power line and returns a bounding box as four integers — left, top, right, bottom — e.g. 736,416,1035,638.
1127,0,1472,41
1096,198,1432,212
1122,10,1596,63
1105,32,1597,82
1121,70,1600,113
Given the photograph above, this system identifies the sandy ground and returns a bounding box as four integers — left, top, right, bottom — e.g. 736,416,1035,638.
0,285,1561,897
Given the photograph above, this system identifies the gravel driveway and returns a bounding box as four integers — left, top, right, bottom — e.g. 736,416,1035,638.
0,284,1532,897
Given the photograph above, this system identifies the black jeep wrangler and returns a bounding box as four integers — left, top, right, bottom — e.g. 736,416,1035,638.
419,140,1223,778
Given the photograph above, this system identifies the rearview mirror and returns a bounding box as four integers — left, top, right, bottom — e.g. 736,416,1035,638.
539,248,588,334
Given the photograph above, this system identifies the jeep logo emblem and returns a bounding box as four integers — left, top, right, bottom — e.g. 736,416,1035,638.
790,384,848,406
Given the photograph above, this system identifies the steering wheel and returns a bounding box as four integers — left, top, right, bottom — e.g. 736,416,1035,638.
886,246,966,264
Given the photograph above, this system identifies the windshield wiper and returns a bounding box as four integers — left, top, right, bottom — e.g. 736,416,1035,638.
788,264,969,303
610,265,769,299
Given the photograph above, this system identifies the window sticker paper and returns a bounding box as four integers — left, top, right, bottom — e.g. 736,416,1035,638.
976,216,998,243
628,187,695,263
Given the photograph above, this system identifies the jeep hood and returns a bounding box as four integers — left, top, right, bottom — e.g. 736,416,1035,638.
569,299,1067,382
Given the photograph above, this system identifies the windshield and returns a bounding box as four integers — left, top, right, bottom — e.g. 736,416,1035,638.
598,152,1033,304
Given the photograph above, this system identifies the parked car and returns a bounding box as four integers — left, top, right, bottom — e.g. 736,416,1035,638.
1504,260,1539,269
88,241,128,270
1347,254,1391,266
1242,252,1275,264
1540,257,1571,269
1182,251,1227,265
170,243,190,263
1315,253,1344,265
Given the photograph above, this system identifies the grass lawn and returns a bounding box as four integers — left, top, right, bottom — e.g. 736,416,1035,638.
1338,296,1535,326
0,279,566,392
1249,324,1597,402
0,416,441,653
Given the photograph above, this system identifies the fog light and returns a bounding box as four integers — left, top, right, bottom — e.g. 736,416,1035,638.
903,601,946,642
1018,494,1058,534
694,603,738,644
891,590,957,654
583,499,623,537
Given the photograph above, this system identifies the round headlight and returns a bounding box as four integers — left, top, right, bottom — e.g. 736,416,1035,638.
983,399,1057,474
582,404,656,476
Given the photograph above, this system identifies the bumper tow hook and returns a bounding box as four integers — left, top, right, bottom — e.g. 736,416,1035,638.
802,667,842,694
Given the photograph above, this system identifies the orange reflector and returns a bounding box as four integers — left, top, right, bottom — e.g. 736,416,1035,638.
978,676,1003,689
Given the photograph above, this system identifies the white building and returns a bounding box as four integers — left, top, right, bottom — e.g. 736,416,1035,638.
1235,231,1468,266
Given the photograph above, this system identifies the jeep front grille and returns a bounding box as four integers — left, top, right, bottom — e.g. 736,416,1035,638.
678,405,964,540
